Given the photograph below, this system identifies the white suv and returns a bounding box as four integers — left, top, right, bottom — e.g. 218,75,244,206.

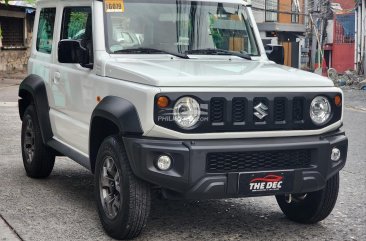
19,0,348,239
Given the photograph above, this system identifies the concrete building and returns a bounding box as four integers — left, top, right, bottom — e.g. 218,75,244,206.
0,1,35,72
251,0,308,69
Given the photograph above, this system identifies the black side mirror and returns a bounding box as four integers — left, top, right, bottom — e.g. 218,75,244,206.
58,40,91,68
265,45,285,65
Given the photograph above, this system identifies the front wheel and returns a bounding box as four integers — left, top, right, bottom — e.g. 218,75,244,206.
95,135,151,240
276,173,339,224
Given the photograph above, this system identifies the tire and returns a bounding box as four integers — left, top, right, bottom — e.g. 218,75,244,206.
21,105,55,178
276,173,339,224
95,135,151,240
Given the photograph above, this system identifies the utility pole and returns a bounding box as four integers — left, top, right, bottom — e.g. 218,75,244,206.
310,0,320,70
363,0,366,75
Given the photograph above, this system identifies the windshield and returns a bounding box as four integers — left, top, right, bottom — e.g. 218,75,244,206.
104,0,259,57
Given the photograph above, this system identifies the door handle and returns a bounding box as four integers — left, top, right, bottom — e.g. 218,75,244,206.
53,72,61,84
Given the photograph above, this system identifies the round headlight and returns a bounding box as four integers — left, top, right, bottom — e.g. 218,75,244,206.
173,97,201,129
310,96,332,125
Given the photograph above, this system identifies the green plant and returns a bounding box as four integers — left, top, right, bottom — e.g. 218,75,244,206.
3,0,36,4
0,26,2,39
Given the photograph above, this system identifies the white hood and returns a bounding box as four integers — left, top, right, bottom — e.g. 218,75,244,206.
105,58,334,87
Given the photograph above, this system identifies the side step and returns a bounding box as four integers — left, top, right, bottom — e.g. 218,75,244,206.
47,139,91,171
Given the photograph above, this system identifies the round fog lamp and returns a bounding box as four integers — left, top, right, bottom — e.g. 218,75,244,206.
331,148,341,162
156,155,172,171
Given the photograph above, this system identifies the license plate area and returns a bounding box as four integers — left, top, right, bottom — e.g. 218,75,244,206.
239,171,294,195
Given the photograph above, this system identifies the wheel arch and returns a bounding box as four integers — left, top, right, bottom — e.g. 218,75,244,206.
89,96,143,173
18,74,53,144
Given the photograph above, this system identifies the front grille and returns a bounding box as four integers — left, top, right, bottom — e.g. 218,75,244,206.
206,149,312,173
154,92,343,133
205,95,312,131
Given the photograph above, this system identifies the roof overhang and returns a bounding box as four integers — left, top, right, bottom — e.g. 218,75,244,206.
257,22,306,33
0,1,35,8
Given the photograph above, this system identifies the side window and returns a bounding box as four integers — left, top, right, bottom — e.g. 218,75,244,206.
61,7,93,65
36,8,56,54
61,7,91,41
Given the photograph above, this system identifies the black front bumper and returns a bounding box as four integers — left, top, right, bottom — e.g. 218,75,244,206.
123,130,348,199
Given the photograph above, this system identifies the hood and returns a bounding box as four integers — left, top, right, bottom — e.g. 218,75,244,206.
105,58,334,87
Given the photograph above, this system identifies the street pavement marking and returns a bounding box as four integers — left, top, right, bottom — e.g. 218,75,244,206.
0,102,18,107
345,106,366,113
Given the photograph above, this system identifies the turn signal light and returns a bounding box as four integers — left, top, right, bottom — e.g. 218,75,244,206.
157,96,170,108
334,95,342,107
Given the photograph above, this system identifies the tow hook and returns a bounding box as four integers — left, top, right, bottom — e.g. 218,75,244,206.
285,194,292,204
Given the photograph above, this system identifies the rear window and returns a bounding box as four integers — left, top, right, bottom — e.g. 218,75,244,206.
36,8,57,54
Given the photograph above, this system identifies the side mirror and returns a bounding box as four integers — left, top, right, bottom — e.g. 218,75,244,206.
265,45,285,65
58,40,91,68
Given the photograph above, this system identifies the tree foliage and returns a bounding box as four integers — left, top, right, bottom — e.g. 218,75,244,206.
3,0,37,5
67,12,88,39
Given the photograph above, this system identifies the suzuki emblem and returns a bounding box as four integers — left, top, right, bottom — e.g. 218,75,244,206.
254,102,268,120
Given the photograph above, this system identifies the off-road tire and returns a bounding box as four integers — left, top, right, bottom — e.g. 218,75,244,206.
276,173,339,224
95,135,151,240
21,105,55,178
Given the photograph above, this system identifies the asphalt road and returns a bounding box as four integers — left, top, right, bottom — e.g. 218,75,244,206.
0,84,365,241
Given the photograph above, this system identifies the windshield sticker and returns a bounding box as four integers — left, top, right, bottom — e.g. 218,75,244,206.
105,0,125,13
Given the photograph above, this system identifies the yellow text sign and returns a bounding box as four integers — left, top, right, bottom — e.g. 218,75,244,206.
105,0,124,13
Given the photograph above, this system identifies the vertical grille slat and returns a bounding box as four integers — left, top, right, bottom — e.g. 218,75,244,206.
274,97,286,122
232,98,246,124
210,98,225,124
293,98,305,122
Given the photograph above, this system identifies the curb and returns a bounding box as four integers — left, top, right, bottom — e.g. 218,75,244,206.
0,215,22,241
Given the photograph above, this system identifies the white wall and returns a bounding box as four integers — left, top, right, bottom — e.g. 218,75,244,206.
251,0,266,23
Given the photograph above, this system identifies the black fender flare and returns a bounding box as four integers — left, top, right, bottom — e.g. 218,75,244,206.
18,74,53,144
89,96,143,171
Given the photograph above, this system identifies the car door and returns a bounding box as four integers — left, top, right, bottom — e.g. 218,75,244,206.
49,3,93,155
29,6,58,118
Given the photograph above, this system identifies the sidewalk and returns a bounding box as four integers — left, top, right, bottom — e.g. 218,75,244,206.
0,71,26,87
0,78,23,87
0,216,21,241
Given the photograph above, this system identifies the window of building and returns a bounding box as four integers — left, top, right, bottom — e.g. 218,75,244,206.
335,14,355,44
291,0,300,23
0,17,24,48
36,8,56,54
265,0,278,22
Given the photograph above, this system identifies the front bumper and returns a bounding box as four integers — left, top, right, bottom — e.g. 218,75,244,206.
123,130,348,199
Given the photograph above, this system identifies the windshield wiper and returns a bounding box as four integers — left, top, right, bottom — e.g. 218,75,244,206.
185,48,252,60
113,47,190,59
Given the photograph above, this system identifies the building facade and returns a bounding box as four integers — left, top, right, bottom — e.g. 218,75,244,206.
323,0,357,73
0,1,35,72
251,0,308,69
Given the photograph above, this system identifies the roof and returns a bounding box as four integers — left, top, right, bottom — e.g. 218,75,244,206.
1,1,36,8
36,0,248,5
